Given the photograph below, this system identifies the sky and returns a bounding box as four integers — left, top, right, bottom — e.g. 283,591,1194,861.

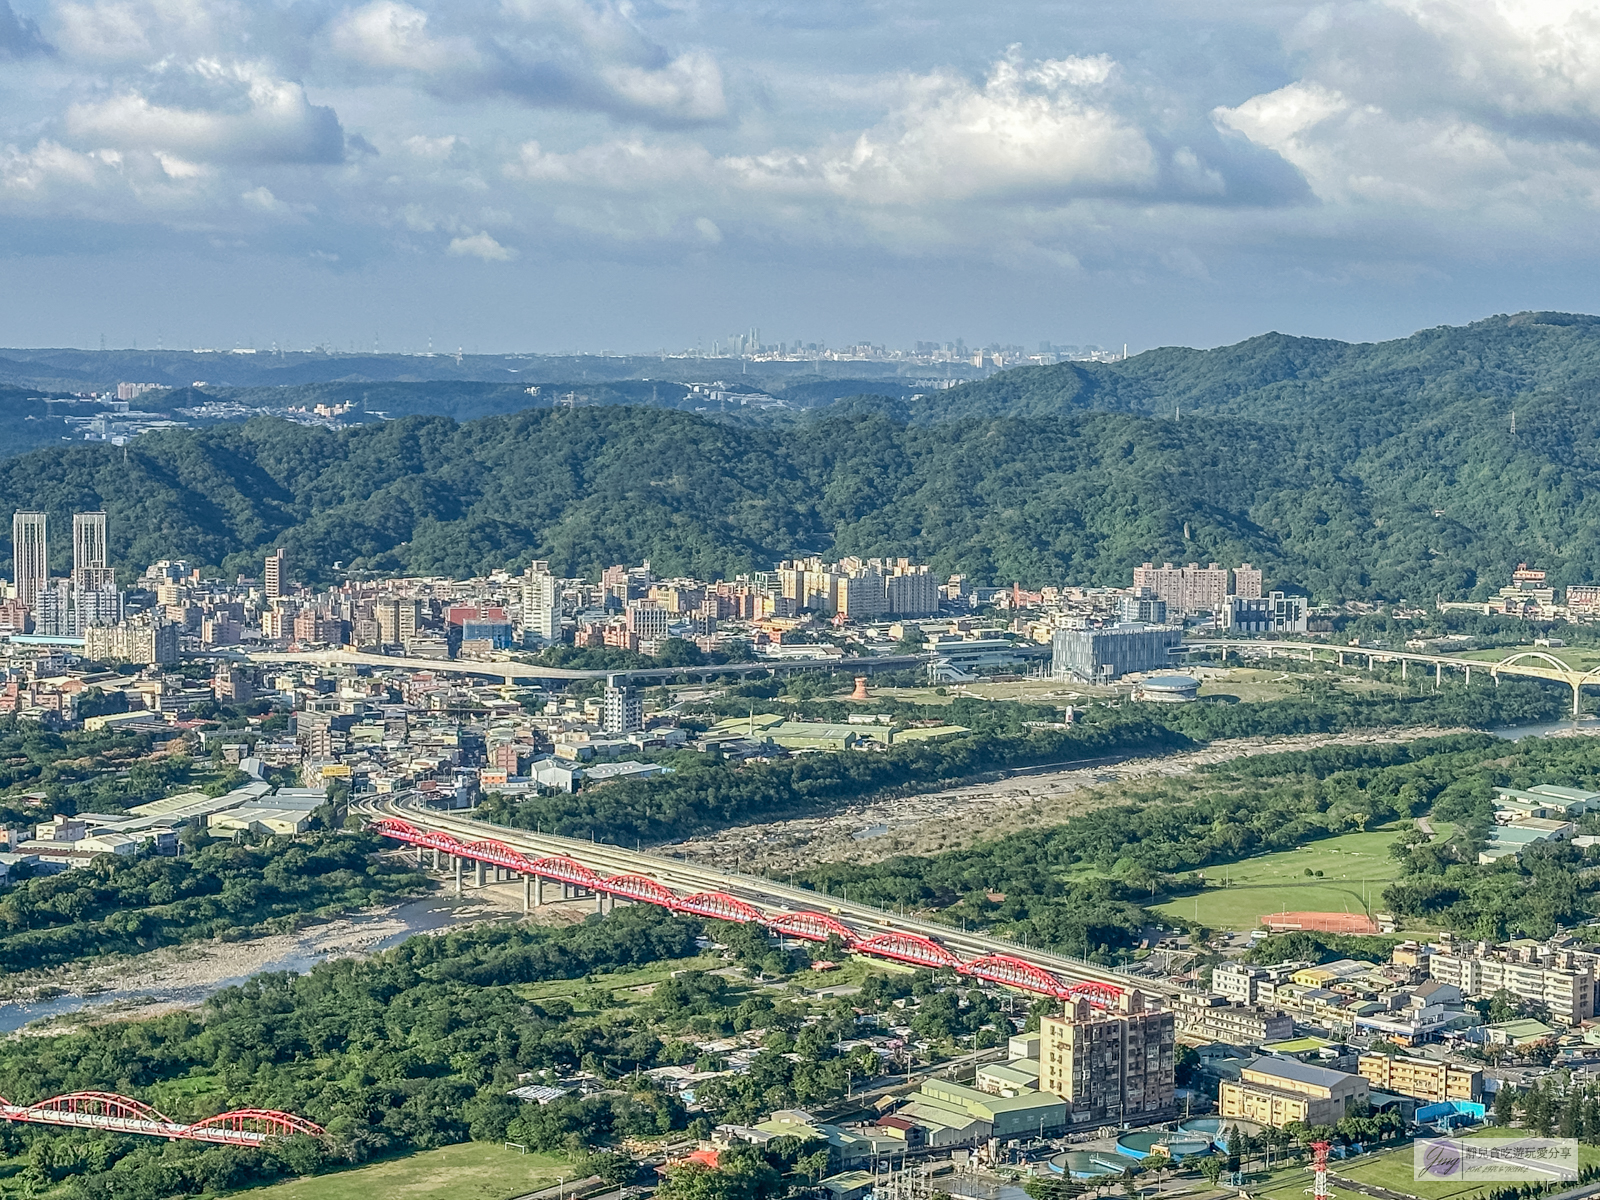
4,0,1600,354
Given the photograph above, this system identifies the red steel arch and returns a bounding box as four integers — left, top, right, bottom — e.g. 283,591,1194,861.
768,911,856,944
462,839,535,873
600,873,681,907
0,1093,322,1146
1065,980,1124,1006
365,822,1137,1006
529,856,602,888
853,931,962,971
190,1109,326,1140
32,1092,174,1124
677,891,764,923
960,953,1073,997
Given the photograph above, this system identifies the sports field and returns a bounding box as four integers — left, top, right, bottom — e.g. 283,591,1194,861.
250,1142,571,1200
1149,822,1427,932
1334,1132,1600,1200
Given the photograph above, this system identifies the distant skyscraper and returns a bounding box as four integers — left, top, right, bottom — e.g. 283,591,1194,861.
264,547,288,599
12,511,47,610
72,511,113,591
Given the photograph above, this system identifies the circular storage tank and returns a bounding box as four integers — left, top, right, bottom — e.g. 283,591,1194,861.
1177,1117,1226,1147
1137,675,1200,703
1116,1131,1214,1161
1051,1152,1125,1180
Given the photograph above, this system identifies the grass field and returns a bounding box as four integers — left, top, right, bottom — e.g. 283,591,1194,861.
1149,822,1428,932
1334,1131,1600,1200
248,1143,571,1200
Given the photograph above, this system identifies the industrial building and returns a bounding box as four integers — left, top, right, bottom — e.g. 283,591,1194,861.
1052,623,1183,682
1218,1057,1369,1127
1221,592,1309,634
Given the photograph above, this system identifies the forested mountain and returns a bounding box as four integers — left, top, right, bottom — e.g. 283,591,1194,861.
7,312,1600,600
0,392,1588,601
904,311,1600,431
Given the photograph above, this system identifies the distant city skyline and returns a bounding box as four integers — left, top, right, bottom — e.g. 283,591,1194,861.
1,3,1599,352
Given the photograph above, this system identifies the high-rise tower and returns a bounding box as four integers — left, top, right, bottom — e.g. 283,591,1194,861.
72,512,113,591
12,511,47,610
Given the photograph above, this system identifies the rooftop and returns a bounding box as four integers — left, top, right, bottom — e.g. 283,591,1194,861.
1245,1056,1361,1089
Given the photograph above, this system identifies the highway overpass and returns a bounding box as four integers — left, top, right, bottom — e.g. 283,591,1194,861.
357,793,1175,1002
1183,639,1600,715
240,648,925,685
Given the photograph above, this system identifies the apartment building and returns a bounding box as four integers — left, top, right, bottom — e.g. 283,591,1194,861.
1039,990,1175,1124
1428,940,1595,1025
1219,1057,1369,1128
1357,1053,1481,1104
1174,995,1294,1045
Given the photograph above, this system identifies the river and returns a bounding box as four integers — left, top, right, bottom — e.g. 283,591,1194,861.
1491,716,1600,741
0,894,480,1035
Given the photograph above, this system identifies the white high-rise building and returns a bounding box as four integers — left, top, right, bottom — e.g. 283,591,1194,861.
12,511,47,610
602,678,643,734
72,512,113,591
521,561,559,643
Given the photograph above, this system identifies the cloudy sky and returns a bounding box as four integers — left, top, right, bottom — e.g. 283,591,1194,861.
2,0,1600,353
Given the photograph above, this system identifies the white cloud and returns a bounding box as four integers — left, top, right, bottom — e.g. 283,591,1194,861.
324,0,727,126
724,53,1158,205
329,1,473,72
447,230,515,259
65,59,346,164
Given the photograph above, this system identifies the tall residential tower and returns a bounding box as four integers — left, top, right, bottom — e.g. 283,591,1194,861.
12,511,47,610
72,512,113,591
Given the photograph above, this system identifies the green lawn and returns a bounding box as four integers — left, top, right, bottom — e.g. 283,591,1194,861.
246,1143,571,1200
1149,823,1431,932
1333,1131,1600,1200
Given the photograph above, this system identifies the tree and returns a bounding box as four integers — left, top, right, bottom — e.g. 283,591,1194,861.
1199,1157,1224,1190
1494,1085,1516,1127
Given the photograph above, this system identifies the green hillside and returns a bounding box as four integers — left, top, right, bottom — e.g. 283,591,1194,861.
7,312,1600,599
0,396,1581,600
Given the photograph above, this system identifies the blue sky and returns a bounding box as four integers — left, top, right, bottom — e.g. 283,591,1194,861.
3,0,1600,353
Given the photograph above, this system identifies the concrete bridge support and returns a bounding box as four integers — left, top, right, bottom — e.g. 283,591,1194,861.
475,861,486,888
454,856,463,896
523,876,532,915
1435,663,1442,689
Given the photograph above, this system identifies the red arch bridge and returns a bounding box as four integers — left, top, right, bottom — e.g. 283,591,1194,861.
0,1092,324,1146
372,817,1123,1007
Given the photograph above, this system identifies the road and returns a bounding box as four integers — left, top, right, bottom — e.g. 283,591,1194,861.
1185,639,1600,714
359,793,1176,999
241,648,925,684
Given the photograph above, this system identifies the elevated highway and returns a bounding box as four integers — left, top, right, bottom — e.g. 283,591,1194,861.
1183,639,1600,715
242,648,924,685
358,793,1176,1002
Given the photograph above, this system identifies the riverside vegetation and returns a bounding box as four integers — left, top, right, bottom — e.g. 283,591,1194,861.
0,907,990,1200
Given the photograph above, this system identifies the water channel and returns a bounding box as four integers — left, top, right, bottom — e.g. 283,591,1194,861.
0,893,482,1034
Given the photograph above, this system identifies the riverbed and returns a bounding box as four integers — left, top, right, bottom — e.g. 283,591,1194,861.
0,879,593,1035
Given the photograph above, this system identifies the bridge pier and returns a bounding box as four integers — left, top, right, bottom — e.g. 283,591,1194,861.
1435,663,1442,689
597,891,606,914
1466,665,1472,685
523,876,532,915
1338,651,1344,667
535,876,543,906
475,860,486,888
1402,660,1407,680
454,856,462,896
1576,682,1584,717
